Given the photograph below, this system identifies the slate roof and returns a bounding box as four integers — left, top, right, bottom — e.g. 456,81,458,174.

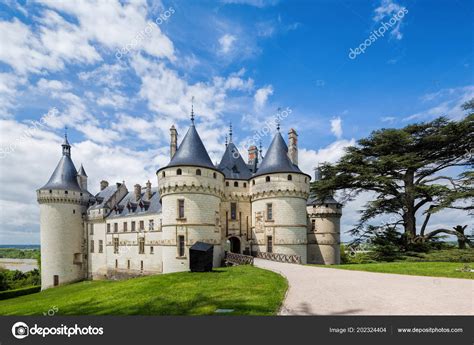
39,152,82,192
217,142,252,180
77,164,87,177
307,195,340,206
163,125,215,170
107,187,161,218
253,132,304,177
88,184,119,210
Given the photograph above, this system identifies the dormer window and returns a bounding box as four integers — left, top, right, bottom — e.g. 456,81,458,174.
196,169,201,176
177,169,182,175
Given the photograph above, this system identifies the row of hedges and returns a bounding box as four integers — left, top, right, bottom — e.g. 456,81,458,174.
0,285,41,300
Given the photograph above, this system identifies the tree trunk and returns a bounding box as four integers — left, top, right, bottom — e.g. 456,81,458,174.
404,169,417,242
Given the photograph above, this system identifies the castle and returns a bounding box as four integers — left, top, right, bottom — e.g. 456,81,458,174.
37,114,342,290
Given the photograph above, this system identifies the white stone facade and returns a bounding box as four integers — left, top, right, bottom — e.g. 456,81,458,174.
38,125,342,290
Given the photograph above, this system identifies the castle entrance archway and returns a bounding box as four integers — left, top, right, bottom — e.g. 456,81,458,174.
229,237,241,254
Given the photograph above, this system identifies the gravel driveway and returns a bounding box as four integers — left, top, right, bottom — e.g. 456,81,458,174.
254,258,474,315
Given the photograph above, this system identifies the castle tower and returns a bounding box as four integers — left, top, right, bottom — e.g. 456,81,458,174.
157,111,225,273
37,134,89,289
217,124,252,254
249,127,310,263
77,164,88,191
306,167,342,264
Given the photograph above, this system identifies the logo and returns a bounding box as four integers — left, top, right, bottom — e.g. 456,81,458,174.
12,322,29,339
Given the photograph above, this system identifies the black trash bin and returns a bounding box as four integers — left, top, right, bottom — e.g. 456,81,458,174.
189,242,214,272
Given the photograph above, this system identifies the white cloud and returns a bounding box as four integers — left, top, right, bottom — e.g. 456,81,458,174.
404,85,474,121
221,0,279,7
298,139,356,176
0,73,26,118
37,78,72,91
330,116,343,139
254,85,274,110
373,0,407,40
218,34,237,54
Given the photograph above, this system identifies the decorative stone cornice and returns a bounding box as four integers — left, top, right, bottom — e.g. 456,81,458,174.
251,188,309,201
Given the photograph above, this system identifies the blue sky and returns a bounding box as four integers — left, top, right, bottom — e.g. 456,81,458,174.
0,0,472,244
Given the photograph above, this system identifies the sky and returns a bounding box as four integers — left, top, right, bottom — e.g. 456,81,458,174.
0,0,472,244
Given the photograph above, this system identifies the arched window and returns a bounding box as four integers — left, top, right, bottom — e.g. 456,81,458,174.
196,169,201,176
177,169,182,175
265,176,270,182
162,171,166,177
243,183,247,187
234,181,238,187
252,180,255,185
287,175,292,181
213,172,217,179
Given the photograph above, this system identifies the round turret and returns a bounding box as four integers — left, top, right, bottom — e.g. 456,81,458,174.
157,122,225,273
249,132,311,263
37,135,89,289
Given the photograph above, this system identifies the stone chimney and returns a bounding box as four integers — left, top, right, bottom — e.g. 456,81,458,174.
248,145,258,164
170,125,178,159
288,128,298,165
146,180,152,199
134,184,141,201
100,180,109,191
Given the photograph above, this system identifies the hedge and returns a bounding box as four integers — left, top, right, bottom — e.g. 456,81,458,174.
0,285,41,300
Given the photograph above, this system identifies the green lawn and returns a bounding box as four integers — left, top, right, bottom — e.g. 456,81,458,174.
0,266,287,316
314,262,473,279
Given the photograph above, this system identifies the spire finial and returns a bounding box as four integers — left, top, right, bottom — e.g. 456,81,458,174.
225,134,228,147
259,140,263,157
64,125,68,139
276,107,281,131
190,96,195,124
229,121,233,143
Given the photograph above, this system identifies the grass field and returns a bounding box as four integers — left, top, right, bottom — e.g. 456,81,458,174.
316,262,473,279
0,266,287,316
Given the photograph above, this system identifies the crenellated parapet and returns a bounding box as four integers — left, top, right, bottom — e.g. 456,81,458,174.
37,187,89,206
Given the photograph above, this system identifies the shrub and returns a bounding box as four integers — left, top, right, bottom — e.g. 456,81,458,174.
0,285,40,300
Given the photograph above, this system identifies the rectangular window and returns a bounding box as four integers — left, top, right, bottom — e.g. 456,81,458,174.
139,220,144,231
107,223,111,233
53,275,59,286
131,221,136,232
99,240,103,253
267,236,273,253
311,219,316,231
113,238,119,254
139,238,145,254
149,219,154,231
90,240,94,253
140,260,144,271
127,260,130,269
115,259,118,268
178,199,185,218
114,223,118,233
230,202,237,220
150,246,154,254
266,203,273,221
178,235,185,257
89,223,94,235
123,222,127,232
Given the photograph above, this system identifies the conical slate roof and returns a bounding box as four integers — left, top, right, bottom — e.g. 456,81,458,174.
254,132,303,177
39,155,82,191
166,125,215,169
218,142,252,180
77,164,87,177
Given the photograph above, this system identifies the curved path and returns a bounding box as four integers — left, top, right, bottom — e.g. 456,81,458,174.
254,258,473,315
